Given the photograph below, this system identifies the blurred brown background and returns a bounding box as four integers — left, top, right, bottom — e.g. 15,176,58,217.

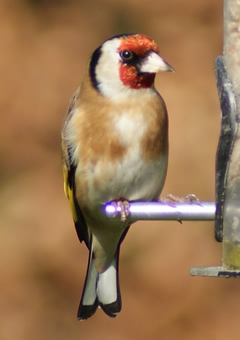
1,0,239,339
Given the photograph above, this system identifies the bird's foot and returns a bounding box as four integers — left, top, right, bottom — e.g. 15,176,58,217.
111,199,130,223
159,193,200,205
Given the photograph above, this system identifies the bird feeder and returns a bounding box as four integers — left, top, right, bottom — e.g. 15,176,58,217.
105,0,240,278
191,0,240,277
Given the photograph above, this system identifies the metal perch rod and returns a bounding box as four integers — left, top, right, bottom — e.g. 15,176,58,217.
105,201,216,222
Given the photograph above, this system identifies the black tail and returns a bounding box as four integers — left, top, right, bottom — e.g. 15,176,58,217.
77,250,121,320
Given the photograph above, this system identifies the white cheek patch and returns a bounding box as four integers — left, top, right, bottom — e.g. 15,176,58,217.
95,39,125,98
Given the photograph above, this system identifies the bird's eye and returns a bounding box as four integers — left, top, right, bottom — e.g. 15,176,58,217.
120,50,134,62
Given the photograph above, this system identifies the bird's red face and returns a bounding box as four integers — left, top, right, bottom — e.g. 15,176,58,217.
89,33,173,99
118,34,159,89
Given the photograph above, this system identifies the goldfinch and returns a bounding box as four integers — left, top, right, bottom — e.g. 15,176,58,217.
61,33,173,320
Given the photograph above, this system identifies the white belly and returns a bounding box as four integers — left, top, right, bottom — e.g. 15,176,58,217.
79,146,167,206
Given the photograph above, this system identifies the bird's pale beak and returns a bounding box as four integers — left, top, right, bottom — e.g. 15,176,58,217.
139,51,174,73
